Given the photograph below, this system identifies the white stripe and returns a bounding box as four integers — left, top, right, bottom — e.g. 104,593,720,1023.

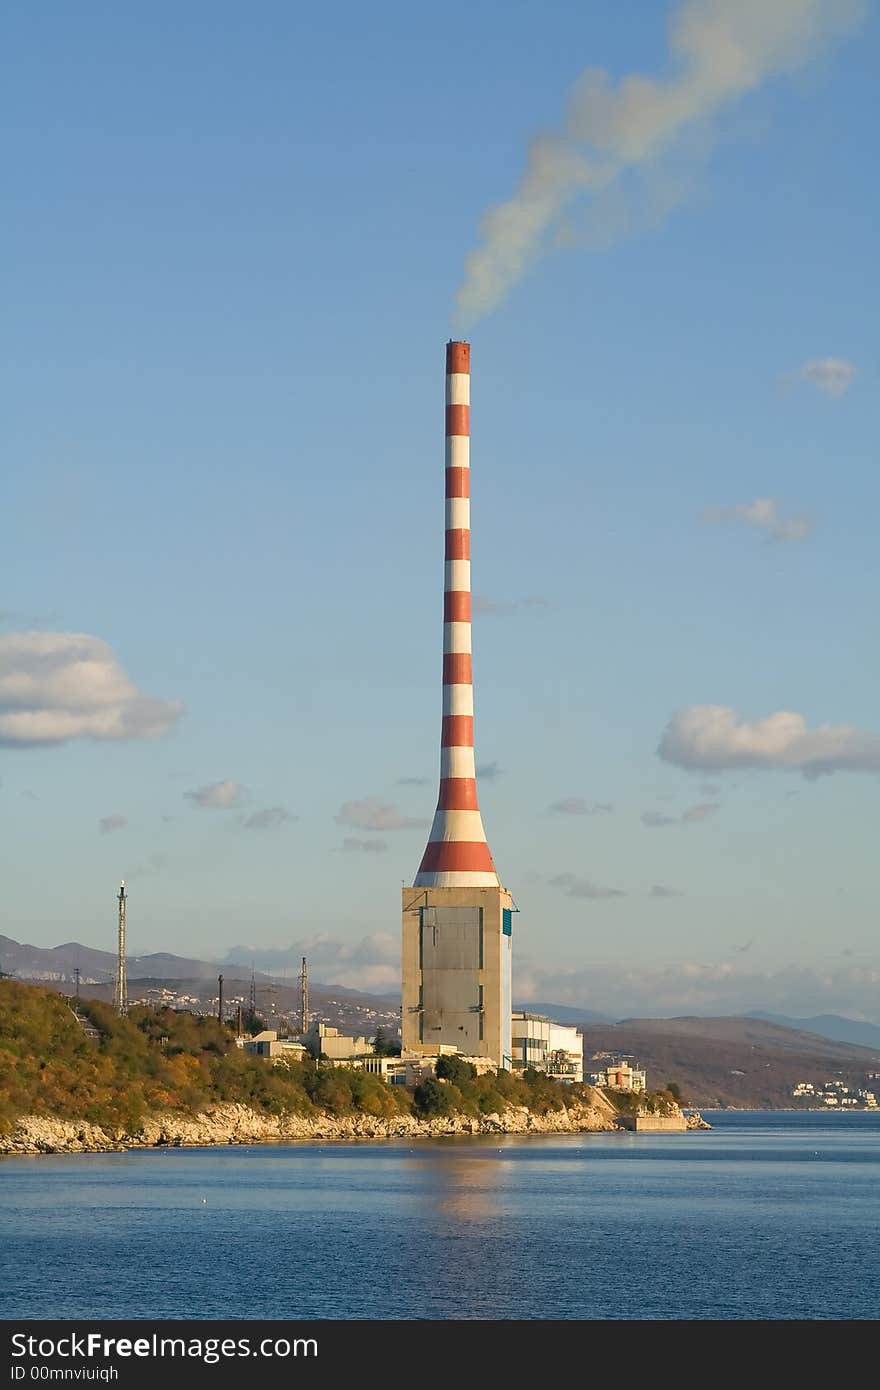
445,497,470,530
444,561,470,594
426,809,489,842
441,745,476,778
442,684,473,717
414,870,500,889
445,372,470,406
445,436,469,469
443,621,471,654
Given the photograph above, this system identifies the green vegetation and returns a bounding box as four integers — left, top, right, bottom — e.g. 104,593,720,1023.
371,1027,402,1057
0,980,408,1134
415,1056,597,1120
601,1085,681,1117
0,979,624,1138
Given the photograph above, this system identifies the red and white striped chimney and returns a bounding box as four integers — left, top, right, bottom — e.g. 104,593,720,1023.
414,341,501,889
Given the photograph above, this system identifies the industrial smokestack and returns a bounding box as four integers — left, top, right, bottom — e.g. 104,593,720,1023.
414,341,500,890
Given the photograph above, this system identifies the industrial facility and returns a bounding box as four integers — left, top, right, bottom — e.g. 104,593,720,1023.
401,341,514,1069
105,341,585,1085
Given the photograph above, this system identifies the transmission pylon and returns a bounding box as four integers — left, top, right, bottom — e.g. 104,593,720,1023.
114,881,128,1017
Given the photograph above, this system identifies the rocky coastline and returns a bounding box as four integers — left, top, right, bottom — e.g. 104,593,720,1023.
0,1097,709,1155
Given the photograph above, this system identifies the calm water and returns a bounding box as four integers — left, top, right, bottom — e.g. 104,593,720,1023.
1,1111,878,1320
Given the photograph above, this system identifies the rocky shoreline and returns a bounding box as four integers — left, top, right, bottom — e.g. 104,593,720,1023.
0,1098,709,1155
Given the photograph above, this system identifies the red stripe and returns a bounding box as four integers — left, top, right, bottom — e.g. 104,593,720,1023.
418,840,496,873
438,778,479,810
445,404,469,436
445,467,469,498
442,652,472,685
441,715,473,747
445,529,470,560
446,342,470,375
444,591,471,623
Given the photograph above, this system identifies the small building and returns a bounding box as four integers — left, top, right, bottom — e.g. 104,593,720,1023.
237,1030,307,1062
589,1059,647,1093
303,1021,374,1060
510,1011,584,1082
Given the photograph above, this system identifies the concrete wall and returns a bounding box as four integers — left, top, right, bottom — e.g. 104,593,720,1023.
402,885,512,1067
617,1114,687,1132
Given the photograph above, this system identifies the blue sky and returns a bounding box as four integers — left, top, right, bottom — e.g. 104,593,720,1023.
2,1,878,1018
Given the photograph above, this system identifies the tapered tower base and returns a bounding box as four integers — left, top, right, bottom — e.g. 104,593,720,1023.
402,885,513,1068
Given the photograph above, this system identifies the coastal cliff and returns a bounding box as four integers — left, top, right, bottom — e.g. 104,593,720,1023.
0,980,708,1155
0,1096,712,1155
2,1094,626,1154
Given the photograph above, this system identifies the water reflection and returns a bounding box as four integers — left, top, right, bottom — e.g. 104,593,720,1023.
404,1143,511,1221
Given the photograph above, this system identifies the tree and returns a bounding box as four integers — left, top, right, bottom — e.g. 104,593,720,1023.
435,1054,476,1087
665,1081,683,1103
238,1007,265,1037
372,1027,401,1057
412,1077,455,1118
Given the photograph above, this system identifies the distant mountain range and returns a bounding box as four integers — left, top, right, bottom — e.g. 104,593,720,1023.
0,933,400,1037
516,1001,880,1049
0,934,229,985
576,1015,880,1109
746,1011,880,1052
0,933,376,997
514,1001,615,1025
4,934,879,1061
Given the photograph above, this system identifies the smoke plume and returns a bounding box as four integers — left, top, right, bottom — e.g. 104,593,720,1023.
456,0,864,323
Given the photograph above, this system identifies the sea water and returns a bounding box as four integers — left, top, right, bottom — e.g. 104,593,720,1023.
1,1110,878,1320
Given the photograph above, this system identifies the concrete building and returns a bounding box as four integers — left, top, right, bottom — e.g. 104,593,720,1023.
237,1030,307,1062
589,1059,647,1093
510,1012,584,1082
402,342,513,1069
303,1021,373,1061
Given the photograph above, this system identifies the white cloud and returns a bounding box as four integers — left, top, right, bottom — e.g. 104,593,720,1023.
99,813,127,835
210,940,880,1018
702,497,813,543
650,885,683,897
659,705,880,778
643,802,719,826
513,958,880,1022
457,0,865,321
243,806,295,830
335,797,427,832
549,872,624,899
185,780,245,809
788,357,857,397
475,761,503,781
550,798,614,815
0,631,182,747
338,837,389,854
223,932,400,993
681,802,720,823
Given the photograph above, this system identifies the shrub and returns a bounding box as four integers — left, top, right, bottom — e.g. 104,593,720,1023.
435,1055,476,1087
413,1077,455,1118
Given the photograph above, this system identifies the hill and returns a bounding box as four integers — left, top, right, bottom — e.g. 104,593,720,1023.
0,932,400,1038
0,934,226,985
578,1015,880,1108
0,979,619,1147
746,1011,880,1051
515,1002,614,1025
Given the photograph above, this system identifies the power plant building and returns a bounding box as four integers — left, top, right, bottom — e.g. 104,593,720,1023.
402,342,513,1069
510,1011,584,1083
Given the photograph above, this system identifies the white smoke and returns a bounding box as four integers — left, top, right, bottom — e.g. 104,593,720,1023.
456,0,865,323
